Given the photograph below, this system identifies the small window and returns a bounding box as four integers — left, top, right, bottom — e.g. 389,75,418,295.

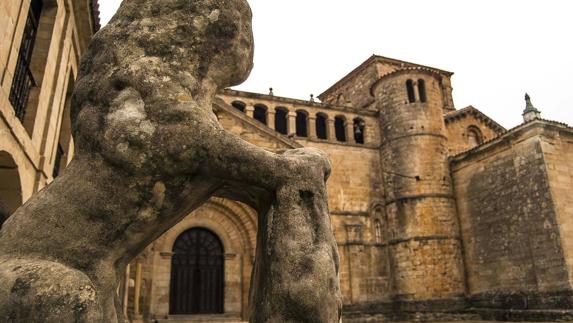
353,118,365,144
418,79,427,103
467,126,483,148
52,144,64,178
335,116,346,142
231,101,246,112
374,219,383,244
295,110,308,137
9,0,43,122
316,113,328,140
275,107,288,134
253,104,268,125
406,79,416,103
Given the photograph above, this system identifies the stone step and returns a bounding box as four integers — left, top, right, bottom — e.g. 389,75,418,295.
156,314,246,323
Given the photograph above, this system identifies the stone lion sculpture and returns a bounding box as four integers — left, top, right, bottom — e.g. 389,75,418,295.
0,0,341,322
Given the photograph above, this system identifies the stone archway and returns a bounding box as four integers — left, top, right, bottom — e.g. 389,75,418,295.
0,151,23,227
169,227,225,315
144,198,257,321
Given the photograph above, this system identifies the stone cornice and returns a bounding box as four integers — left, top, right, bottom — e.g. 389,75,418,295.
219,89,379,117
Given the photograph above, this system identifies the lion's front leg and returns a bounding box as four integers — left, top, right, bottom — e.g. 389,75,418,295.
0,258,111,323
194,125,341,322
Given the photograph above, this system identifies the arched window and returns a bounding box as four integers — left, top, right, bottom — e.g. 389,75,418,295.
335,116,346,142
295,110,308,137
231,101,246,113
253,104,268,125
316,113,328,140
467,126,483,148
406,79,416,103
374,219,383,244
418,79,427,103
274,107,288,134
353,118,365,144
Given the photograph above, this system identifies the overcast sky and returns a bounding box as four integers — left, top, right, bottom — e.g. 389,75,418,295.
98,0,572,128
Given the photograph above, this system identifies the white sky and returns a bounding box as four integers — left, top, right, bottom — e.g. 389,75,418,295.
97,0,573,128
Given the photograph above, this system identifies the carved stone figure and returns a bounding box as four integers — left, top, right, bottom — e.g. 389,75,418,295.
0,0,341,322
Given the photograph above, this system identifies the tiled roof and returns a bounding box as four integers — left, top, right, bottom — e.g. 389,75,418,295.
444,105,506,134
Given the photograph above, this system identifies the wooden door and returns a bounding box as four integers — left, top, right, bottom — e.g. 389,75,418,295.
170,228,224,315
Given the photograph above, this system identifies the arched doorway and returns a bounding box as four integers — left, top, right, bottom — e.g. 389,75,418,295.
170,227,225,315
0,151,22,228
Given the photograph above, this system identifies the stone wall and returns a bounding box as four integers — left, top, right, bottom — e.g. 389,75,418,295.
318,56,455,112
0,0,95,218
452,122,573,310
539,125,573,289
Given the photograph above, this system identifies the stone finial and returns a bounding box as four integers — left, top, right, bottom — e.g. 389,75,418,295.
523,93,541,122
310,94,315,102
269,87,274,96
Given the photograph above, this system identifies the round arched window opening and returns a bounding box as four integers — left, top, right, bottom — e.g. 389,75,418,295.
467,126,483,148
296,110,308,137
275,107,288,134
334,116,346,142
253,104,268,125
231,101,246,113
316,113,328,140
353,118,365,144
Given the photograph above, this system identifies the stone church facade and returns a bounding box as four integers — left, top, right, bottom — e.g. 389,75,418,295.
2,2,573,323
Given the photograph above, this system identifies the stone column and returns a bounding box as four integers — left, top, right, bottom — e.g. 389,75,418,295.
267,109,276,131
413,80,420,102
132,262,144,322
123,264,131,317
308,115,317,139
345,119,353,143
288,111,297,136
245,106,255,119
327,117,336,141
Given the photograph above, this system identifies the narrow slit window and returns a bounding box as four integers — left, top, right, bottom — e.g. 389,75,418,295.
406,79,416,103
418,79,427,103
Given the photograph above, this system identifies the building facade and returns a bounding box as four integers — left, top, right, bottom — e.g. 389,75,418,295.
0,0,99,221
2,2,573,323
